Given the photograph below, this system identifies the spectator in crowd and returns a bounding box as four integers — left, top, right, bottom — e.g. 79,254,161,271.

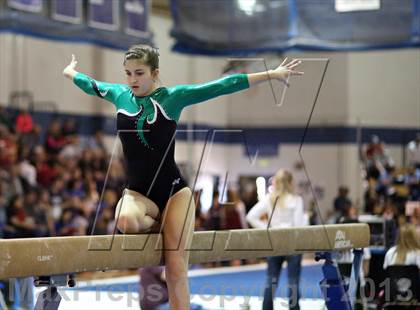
363,135,382,179
17,145,37,188
383,224,420,269
333,186,352,221
5,164,26,198
407,170,420,201
222,188,248,266
21,188,49,237
22,188,39,223
88,188,117,235
382,199,397,221
79,148,95,172
33,145,58,188
406,133,420,169
91,206,113,235
223,188,248,230
62,118,78,138
14,108,33,136
410,206,420,235
0,125,18,170
337,202,359,224
49,177,66,220
363,135,394,180
82,179,100,218
364,177,379,214
84,129,107,153
14,106,41,149
239,178,259,213
59,134,83,160
57,205,87,236
4,194,37,238
37,189,55,236
66,169,86,198
203,190,224,267
247,169,305,310
44,119,66,157
0,105,13,131
307,199,320,225
28,124,42,151
205,190,223,231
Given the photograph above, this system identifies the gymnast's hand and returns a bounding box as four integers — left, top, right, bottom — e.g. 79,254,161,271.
247,58,304,87
270,58,304,85
62,54,78,80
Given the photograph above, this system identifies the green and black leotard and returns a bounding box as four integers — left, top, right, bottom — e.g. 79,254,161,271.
74,72,249,211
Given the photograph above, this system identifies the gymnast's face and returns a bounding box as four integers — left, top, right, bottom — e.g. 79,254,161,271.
124,59,159,96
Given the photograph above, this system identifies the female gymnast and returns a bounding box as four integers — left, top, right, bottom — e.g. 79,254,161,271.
63,45,303,309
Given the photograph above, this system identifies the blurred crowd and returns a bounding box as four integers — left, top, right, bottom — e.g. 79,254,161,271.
0,107,126,240
329,134,420,232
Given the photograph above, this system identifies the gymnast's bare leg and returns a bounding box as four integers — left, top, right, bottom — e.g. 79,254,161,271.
161,187,195,309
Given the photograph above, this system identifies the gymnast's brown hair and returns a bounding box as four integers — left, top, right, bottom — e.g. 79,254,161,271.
124,44,159,72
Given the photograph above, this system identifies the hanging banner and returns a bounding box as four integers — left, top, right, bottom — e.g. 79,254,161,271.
124,0,149,37
51,0,82,24
1,0,152,50
7,0,43,13
88,0,120,31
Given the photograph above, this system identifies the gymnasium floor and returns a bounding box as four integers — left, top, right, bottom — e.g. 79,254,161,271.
43,260,327,310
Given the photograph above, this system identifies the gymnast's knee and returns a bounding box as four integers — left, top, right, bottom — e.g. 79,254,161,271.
116,214,157,234
116,214,139,234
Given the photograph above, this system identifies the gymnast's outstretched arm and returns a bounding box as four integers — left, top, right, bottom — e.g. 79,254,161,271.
62,54,125,104
167,58,304,109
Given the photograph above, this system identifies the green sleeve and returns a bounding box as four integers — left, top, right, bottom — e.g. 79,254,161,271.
73,72,126,105
167,74,249,109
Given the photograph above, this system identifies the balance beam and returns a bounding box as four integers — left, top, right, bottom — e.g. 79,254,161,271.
0,223,369,280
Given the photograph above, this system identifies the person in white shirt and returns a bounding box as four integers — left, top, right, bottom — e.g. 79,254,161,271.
406,133,420,169
246,169,305,310
383,224,420,269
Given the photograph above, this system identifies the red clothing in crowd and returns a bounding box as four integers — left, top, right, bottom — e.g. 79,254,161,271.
15,112,34,134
